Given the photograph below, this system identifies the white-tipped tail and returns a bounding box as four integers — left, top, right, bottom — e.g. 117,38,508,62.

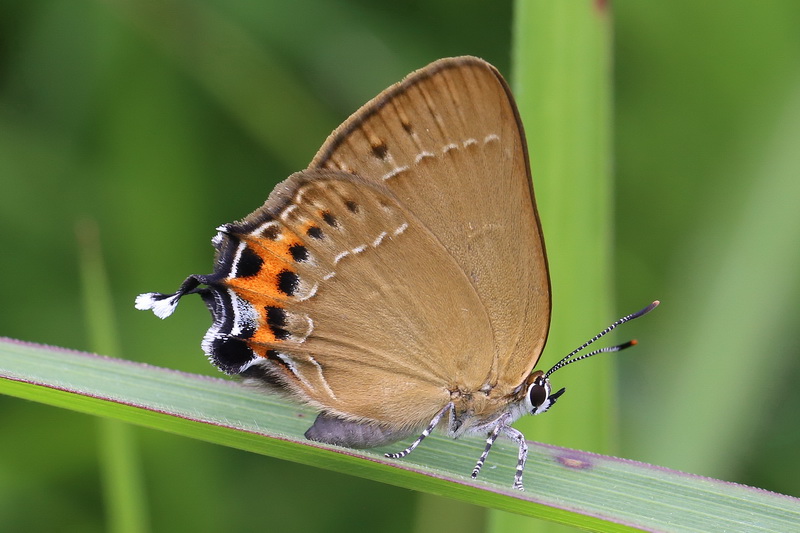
135,292,180,319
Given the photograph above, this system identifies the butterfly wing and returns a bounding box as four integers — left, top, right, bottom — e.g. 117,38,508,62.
206,170,495,430
136,57,549,442
311,57,550,392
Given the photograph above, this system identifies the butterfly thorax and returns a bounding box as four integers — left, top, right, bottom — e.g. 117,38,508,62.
445,374,533,437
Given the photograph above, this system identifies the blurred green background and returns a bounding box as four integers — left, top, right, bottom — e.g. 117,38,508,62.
1,0,799,531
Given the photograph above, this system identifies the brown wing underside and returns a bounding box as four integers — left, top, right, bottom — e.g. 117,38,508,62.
310,57,551,392
231,172,495,427
214,57,549,429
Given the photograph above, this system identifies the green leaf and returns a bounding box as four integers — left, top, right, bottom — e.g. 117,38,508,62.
2,338,798,532
508,1,614,530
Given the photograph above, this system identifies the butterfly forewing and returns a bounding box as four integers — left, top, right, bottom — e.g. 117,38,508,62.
311,58,550,392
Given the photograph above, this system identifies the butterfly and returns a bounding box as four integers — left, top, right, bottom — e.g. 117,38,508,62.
136,56,657,490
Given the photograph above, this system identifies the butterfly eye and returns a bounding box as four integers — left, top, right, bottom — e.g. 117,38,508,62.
527,377,550,411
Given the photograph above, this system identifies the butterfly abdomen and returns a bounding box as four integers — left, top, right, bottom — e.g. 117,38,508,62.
304,412,418,449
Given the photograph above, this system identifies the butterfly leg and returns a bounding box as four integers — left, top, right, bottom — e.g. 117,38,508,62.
471,421,504,481
471,415,528,491
385,402,454,459
502,426,528,491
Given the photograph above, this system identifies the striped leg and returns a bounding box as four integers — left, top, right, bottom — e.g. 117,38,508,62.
471,422,504,480
385,403,453,459
502,426,528,491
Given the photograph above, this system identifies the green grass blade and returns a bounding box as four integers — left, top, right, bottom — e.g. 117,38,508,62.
76,220,150,533
2,338,798,532
506,1,614,530
512,0,615,451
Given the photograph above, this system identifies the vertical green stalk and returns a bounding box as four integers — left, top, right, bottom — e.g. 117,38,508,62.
77,220,150,533
493,1,614,531
512,0,614,451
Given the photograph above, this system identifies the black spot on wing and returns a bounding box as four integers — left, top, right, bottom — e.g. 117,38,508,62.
289,244,309,262
235,246,263,278
307,226,324,239
266,306,287,327
277,270,299,296
321,211,338,227
371,142,388,160
211,336,255,374
266,306,290,340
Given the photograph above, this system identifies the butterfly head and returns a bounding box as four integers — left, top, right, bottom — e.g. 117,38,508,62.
523,370,566,416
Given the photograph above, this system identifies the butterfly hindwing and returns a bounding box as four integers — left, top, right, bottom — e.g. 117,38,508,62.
208,170,495,430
